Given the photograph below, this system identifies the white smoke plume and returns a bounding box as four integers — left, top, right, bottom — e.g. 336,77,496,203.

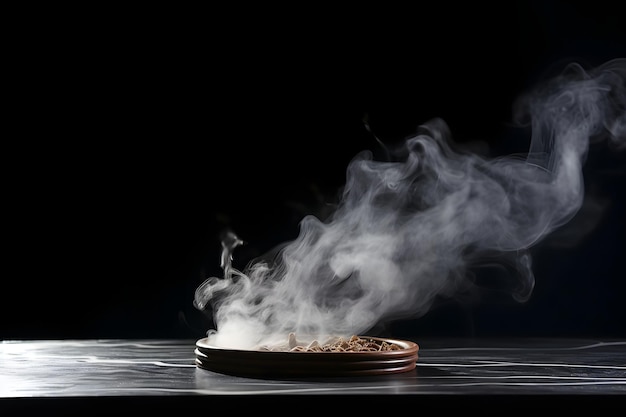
195,58,625,350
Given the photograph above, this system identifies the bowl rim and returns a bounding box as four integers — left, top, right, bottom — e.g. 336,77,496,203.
196,335,419,357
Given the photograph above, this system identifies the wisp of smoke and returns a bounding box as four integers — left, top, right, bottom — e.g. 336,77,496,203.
195,59,625,349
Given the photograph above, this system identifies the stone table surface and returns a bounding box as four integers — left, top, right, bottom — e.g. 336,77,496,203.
1,337,625,412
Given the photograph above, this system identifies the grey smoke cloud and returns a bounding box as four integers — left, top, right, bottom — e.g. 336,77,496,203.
195,58,625,350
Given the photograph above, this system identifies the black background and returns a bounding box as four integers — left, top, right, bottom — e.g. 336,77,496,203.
4,1,625,340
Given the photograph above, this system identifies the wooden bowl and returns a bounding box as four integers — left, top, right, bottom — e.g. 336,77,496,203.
195,336,419,378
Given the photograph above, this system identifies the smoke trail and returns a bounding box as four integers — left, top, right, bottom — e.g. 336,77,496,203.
195,59,625,349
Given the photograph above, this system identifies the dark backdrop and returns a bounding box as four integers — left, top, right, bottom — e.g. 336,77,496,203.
4,1,625,340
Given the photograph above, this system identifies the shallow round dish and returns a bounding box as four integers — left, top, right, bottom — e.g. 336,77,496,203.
195,336,419,378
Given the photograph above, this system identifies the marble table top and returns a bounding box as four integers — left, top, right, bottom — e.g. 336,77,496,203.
1,337,625,411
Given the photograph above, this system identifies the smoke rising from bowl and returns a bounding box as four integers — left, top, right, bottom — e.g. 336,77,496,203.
195,59,625,350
